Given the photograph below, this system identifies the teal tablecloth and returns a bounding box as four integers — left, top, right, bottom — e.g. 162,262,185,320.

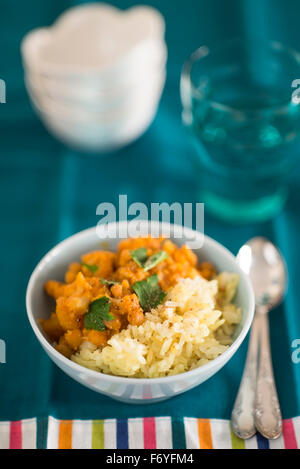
0,0,300,422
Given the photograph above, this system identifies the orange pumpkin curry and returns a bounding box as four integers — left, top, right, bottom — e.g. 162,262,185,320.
41,237,216,358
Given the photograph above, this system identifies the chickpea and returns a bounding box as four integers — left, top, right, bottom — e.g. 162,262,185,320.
128,308,144,326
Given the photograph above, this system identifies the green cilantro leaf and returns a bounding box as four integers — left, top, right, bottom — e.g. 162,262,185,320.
131,248,168,271
101,278,120,286
84,296,114,331
81,262,98,273
132,275,166,311
131,248,148,268
144,251,169,271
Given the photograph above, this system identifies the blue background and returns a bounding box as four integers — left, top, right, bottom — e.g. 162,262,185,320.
0,0,300,421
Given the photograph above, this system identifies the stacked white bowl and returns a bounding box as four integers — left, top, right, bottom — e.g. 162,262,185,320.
21,3,167,152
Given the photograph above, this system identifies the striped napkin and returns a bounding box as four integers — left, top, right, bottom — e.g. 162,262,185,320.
1,416,299,449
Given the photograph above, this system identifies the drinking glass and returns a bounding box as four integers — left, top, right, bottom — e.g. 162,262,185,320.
181,39,300,223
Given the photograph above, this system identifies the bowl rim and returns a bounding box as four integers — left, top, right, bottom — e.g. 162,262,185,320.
26,221,255,384
20,5,166,78
180,38,300,117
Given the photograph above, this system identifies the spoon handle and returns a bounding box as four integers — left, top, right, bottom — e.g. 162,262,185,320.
231,314,260,439
254,313,282,439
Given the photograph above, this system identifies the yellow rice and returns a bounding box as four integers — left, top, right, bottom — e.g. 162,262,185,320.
72,273,241,378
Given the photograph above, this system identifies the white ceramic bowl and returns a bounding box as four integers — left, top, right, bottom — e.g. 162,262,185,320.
21,5,165,78
25,68,166,118
26,221,255,404
29,87,162,152
24,44,167,106
34,105,160,152
21,4,167,151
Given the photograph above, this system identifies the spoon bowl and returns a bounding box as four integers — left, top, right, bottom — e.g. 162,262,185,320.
237,237,287,311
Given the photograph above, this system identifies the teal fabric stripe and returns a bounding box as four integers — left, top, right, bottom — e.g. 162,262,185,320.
171,419,186,449
36,417,48,449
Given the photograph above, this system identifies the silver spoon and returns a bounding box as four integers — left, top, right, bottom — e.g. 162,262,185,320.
231,237,287,440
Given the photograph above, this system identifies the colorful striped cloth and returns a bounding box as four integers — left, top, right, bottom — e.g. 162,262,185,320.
1,416,299,449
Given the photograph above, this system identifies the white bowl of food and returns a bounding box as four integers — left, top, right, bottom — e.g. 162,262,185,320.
26,221,254,404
